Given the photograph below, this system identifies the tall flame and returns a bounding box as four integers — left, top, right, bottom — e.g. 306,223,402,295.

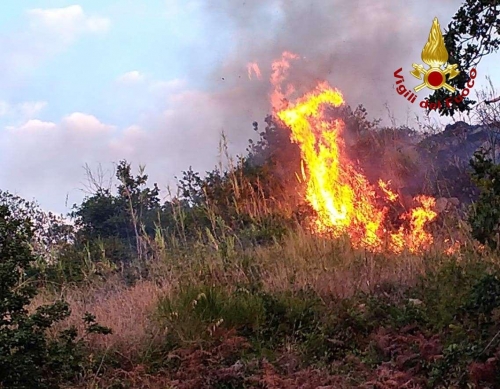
421,17,448,68
269,52,437,253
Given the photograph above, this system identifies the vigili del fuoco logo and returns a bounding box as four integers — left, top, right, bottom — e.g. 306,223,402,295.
393,17,477,110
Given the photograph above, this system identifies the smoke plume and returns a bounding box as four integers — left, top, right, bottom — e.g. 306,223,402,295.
199,0,463,136
1,0,465,214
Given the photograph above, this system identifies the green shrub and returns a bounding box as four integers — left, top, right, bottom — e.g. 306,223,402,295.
410,259,489,330
469,149,500,249
0,204,110,389
157,284,266,345
464,273,500,316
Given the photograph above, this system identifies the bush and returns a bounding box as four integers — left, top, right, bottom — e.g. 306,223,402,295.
0,204,110,388
468,149,500,249
157,284,266,345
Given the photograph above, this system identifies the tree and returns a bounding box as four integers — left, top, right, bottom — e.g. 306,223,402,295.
0,190,75,264
473,77,500,162
72,160,162,264
429,0,500,116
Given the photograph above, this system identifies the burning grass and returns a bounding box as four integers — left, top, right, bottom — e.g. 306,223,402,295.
16,51,500,389
29,223,500,388
270,53,440,254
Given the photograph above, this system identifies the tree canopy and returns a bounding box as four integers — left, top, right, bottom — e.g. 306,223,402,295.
429,0,500,116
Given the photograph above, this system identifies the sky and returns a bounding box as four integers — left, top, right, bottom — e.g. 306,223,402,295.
0,0,499,215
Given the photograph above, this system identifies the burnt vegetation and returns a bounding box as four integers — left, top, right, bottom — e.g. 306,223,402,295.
3,1,500,388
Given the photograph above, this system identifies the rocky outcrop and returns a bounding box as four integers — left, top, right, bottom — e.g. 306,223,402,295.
415,121,500,203
418,121,500,167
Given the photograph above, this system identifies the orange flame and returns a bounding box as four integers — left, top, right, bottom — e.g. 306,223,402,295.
270,52,437,253
247,62,262,80
444,239,461,255
270,51,299,111
378,180,398,202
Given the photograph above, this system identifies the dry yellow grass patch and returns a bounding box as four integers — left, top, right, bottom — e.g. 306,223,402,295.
31,278,174,360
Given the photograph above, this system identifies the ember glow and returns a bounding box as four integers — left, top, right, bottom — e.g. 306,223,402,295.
267,52,437,253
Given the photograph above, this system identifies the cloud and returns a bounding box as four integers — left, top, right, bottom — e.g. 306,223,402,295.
13,119,57,133
117,71,146,84
0,113,118,210
27,5,110,43
0,100,47,121
61,112,116,135
0,6,110,86
148,78,186,92
19,101,48,118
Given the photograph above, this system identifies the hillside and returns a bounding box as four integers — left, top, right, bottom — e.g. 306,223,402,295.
2,107,500,388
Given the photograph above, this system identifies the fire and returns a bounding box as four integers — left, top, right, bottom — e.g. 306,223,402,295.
404,196,437,253
270,51,299,111
247,62,262,80
268,52,437,253
378,180,398,202
444,239,461,255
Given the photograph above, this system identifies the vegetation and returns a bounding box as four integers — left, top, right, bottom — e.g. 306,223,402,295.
0,203,110,389
2,103,500,388
469,149,500,249
2,0,500,386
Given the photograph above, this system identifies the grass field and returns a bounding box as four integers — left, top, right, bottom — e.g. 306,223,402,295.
26,220,500,388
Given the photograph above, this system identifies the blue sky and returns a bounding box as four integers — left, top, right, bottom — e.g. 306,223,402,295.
0,1,230,126
0,1,498,214
0,0,239,214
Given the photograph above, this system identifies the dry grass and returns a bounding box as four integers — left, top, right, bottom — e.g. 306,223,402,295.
30,221,478,367
26,186,493,388
253,229,425,297
31,277,174,360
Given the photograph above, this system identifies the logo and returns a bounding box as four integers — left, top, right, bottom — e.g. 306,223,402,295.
393,17,477,110
410,18,459,93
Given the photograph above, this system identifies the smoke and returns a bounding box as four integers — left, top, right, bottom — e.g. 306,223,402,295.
187,0,465,200
199,0,462,132
1,0,466,214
